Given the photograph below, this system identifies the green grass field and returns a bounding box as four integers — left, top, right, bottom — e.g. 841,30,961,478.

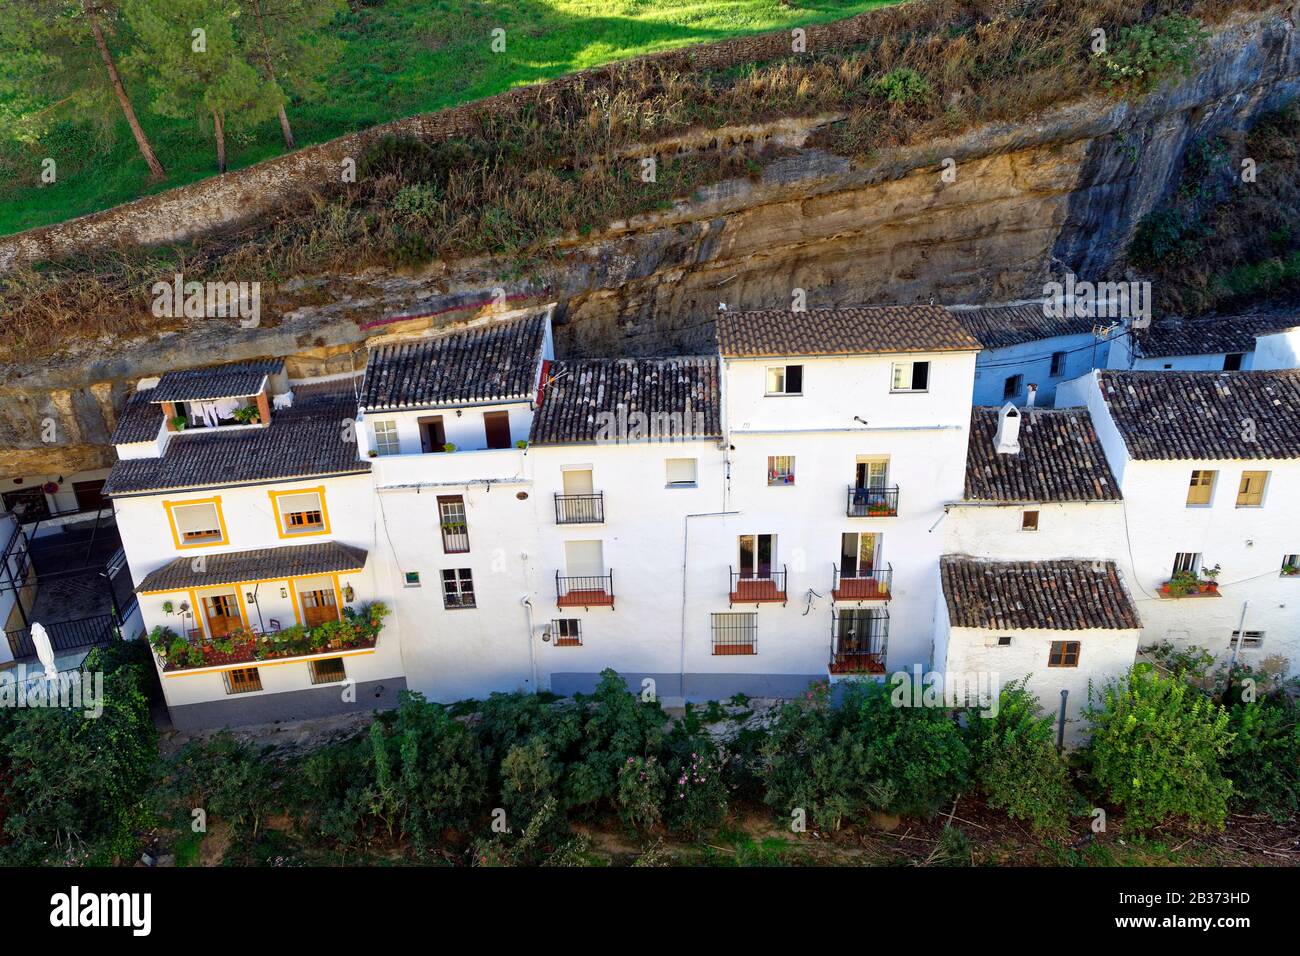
0,0,897,236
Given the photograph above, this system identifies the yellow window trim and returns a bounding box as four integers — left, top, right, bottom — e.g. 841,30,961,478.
268,485,332,539
163,496,230,550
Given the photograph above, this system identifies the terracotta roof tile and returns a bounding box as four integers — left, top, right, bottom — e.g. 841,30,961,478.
137,541,368,593
1132,312,1300,359
964,407,1121,503
716,306,981,357
950,303,1097,349
940,556,1140,631
151,359,283,403
111,389,165,444
1096,369,1300,460
529,358,721,444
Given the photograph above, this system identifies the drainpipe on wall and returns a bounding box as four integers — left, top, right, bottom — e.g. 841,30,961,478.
521,594,538,694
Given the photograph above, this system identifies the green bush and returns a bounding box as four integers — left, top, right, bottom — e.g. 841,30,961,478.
616,755,667,833
1223,694,1300,820
759,686,859,830
562,670,666,810
665,740,729,837
0,641,158,864
160,732,280,841
968,681,1079,837
872,68,932,105
1086,665,1233,830
1098,15,1209,95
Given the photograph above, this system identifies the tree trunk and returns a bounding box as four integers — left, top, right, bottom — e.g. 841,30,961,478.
212,110,227,173
252,0,295,149
276,104,295,149
84,2,166,181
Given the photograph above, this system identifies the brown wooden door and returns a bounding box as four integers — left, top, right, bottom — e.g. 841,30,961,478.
301,589,338,627
483,411,512,449
73,479,106,511
203,594,242,638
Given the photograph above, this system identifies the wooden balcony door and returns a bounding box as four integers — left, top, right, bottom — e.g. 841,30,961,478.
203,593,242,638
484,411,512,449
419,416,446,453
300,588,339,627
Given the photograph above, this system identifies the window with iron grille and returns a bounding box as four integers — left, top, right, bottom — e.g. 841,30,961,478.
441,569,475,608
1050,351,1067,377
711,612,756,655
1003,374,1022,400
1047,641,1080,668
439,496,469,553
552,619,581,646
1231,630,1264,650
223,667,262,694
309,657,347,685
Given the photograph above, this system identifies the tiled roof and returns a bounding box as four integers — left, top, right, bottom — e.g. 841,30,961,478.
716,306,982,357
104,395,369,496
1132,313,1300,359
359,314,547,411
950,303,1097,349
150,359,283,403
137,541,368,593
940,556,1140,631
529,358,721,444
964,408,1121,503
111,389,165,444
1096,370,1300,461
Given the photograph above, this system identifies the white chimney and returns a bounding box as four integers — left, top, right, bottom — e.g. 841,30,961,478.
1025,383,1038,408
994,402,1021,454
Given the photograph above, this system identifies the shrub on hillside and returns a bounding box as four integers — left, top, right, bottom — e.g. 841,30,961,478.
1085,665,1233,830
967,681,1080,837
160,732,280,841
1223,693,1300,820
1097,15,1209,94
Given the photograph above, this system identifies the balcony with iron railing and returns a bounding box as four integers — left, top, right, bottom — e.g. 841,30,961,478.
832,563,892,602
440,521,470,554
554,493,605,525
556,571,615,608
846,485,900,518
829,608,889,675
729,565,788,606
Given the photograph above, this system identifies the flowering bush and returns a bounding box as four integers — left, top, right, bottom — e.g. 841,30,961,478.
616,755,666,833
667,744,729,837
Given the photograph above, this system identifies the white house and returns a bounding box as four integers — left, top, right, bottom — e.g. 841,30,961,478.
105,360,406,730
1057,368,1300,675
950,303,1113,408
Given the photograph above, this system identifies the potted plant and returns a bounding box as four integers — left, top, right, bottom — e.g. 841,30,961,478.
367,449,379,458
1200,563,1222,593
233,405,261,425
443,442,456,453
1282,563,1300,576
516,439,528,449
170,415,188,431
1162,570,1200,597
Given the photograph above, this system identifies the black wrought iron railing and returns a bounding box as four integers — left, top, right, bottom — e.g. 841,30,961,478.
846,485,900,517
554,493,605,525
832,563,893,600
556,572,615,607
728,565,788,603
830,608,889,674
6,613,115,660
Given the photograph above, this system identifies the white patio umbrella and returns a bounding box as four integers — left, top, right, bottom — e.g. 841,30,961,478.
31,622,58,681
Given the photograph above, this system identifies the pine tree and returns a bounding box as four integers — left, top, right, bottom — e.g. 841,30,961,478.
234,0,344,149
0,0,166,180
124,0,281,173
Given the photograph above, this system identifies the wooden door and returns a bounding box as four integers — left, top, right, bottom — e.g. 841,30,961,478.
301,589,338,627
73,479,106,511
203,594,242,638
483,411,512,449
419,416,446,453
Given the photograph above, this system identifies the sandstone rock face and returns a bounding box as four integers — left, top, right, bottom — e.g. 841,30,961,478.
2,6,1298,478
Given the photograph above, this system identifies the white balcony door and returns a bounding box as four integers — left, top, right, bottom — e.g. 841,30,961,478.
738,533,775,579
565,540,605,578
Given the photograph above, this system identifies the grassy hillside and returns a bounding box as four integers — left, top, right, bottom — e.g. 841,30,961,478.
0,0,896,235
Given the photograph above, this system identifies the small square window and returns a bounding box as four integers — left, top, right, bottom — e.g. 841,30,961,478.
765,365,803,395
997,636,1013,647
1050,352,1067,377
767,455,795,486
1186,470,1216,506
891,361,930,392
665,457,698,487
309,657,347,685
712,612,757,655
1223,353,1244,371
403,571,421,588
552,619,581,647
372,420,400,456
441,568,476,609
1047,641,1080,668
223,667,262,695
1021,510,1039,531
